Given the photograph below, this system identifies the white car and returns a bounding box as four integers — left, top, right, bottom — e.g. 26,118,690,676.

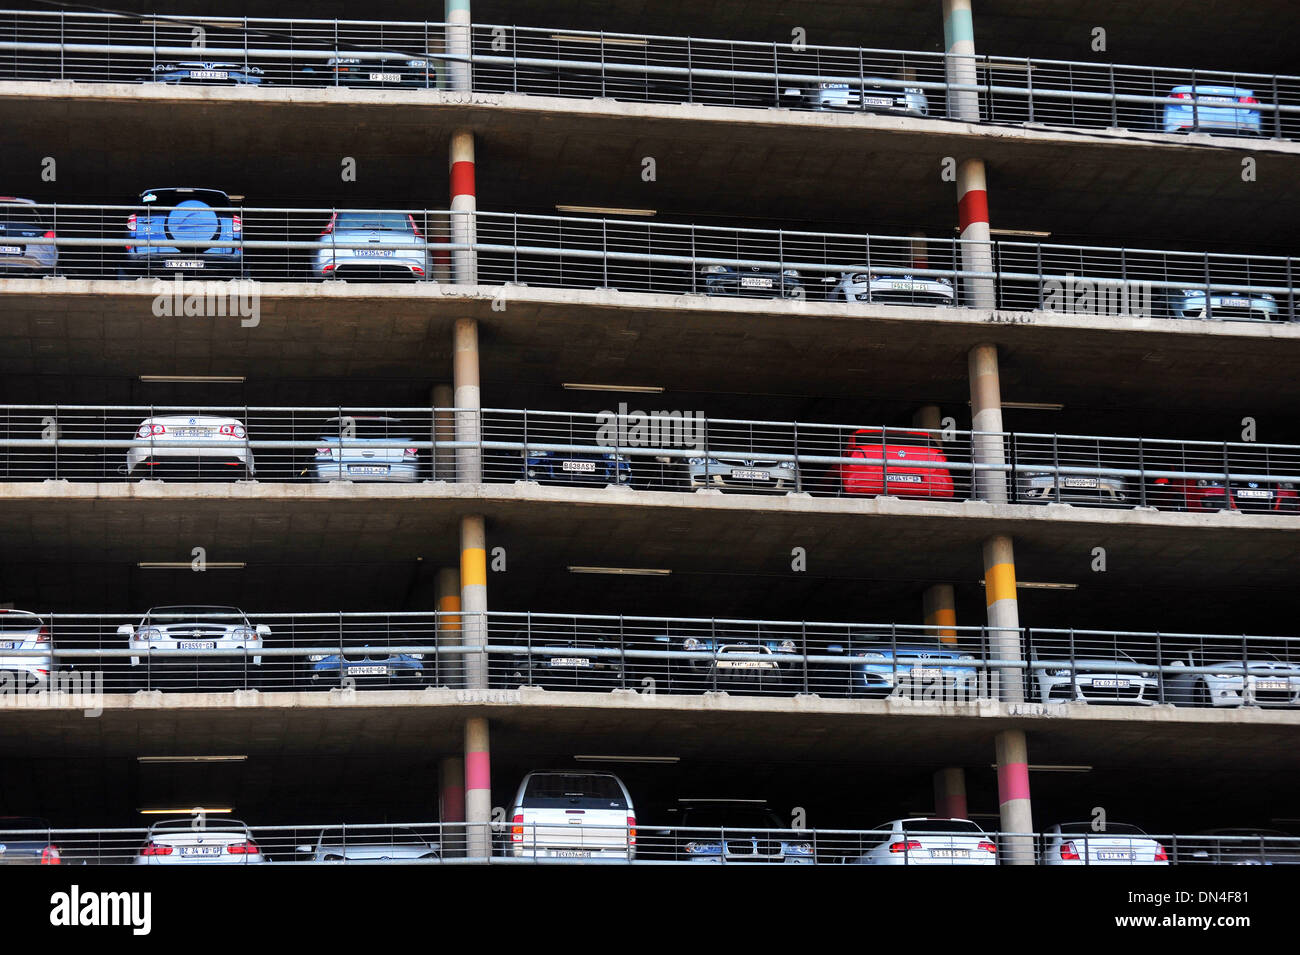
126,414,255,479
294,827,440,863
509,771,635,861
854,818,998,865
119,606,267,676
1164,651,1300,707
684,455,799,492
1043,822,1168,865
824,268,956,307
0,609,51,688
135,819,265,864
1033,649,1158,705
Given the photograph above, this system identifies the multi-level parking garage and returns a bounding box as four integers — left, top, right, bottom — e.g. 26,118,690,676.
0,0,1298,870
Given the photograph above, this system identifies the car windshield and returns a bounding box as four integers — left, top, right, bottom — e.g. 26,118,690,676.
335,212,414,232
142,189,230,208
0,611,44,632
895,819,985,834
0,204,44,227
852,430,934,448
143,606,247,625
522,774,628,809
680,806,784,829
1058,822,1147,835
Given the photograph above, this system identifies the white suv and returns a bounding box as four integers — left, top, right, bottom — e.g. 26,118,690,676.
509,771,635,861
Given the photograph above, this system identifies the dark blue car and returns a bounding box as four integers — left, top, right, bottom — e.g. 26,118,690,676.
308,647,425,686
523,449,631,485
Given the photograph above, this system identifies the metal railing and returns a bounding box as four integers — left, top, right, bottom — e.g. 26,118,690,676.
1,10,1299,140
4,609,1299,707
2,203,1297,323
0,405,1297,515
1,818,1295,864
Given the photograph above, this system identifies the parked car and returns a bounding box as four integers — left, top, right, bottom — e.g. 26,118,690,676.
670,800,814,864
294,827,440,863
683,454,798,492
0,609,51,689
1162,85,1261,136
0,817,61,865
0,197,57,276
854,818,998,865
314,210,431,281
1043,822,1168,865
1163,650,1300,708
1162,287,1280,322
307,646,426,686
492,632,626,691
699,264,803,299
783,78,928,116
119,606,267,683
1013,439,1132,506
1031,646,1158,705
523,449,631,485
300,54,442,89
1184,828,1300,865
667,634,800,693
143,61,265,85
820,638,980,699
823,269,955,307
124,187,243,276
311,415,421,482
126,414,254,479
831,428,955,499
509,771,635,860
135,819,265,864
1148,476,1297,514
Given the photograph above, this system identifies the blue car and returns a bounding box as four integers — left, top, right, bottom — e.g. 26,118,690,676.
523,449,630,485
308,646,425,685
1163,85,1261,136
821,640,980,699
673,801,814,864
124,187,243,276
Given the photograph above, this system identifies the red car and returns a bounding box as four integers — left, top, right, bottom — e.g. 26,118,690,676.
1149,477,1298,513
832,428,955,499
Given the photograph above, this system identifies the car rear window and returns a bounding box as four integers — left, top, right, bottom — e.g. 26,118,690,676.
522,774,628,809
142,189,230,208
0,204,44,228
335,212,414,232
897,819,985,834
852,430,934,448
320,418,412,439
1058,822,1146,835
0,611,44,632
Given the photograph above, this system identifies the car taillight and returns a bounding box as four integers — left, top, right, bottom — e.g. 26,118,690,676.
408,214,424,239
411,266,425,276
227,842,260,855
320,212,337,237
1239,96,1259,104
1060,840,1080,861
511,813,524,842
127,213,137,230
889,840,922,853
978,841,997,853
34,626,49,646
43,230,55,240
1155,844,1168,862
141,843,173,856
1171,92,1191,99
41,845,61,865
404,448,418,457
218,424,247,438
232,214,242,235
627,815,636,845
316,447,331,456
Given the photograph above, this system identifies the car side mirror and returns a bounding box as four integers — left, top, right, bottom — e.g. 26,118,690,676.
256,625,271,638
826,644,845,654
116,625,134,638
295,845,312,853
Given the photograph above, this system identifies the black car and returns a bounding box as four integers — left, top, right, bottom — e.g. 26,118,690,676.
0,817,61,865
699,264,804,299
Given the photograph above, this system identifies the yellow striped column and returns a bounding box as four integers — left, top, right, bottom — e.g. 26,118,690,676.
460,514,488,689
983,534,1024,703
922,584,958,646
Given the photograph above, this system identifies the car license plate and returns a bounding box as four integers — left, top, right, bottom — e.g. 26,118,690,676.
354,248,395,256
819,82,850,90
1096,849,1133,861
1064,477,1099,488
886,473,923,483
561,460,596,472
550,658,593,668
0,641,15,650
178,845,224,856
910,667,942,679
861,96,895,107
187,70,229,80
929,849,968,859
170,428,214,438
1236,489,1272,499
730,469,770,481
718,660,773,669
369,72,402,82
1220,297,1251,307
740,276,774,288
888,281,927,291
348,465,390,475
179,641,217,650
164,259,203,269
347,665,388,676
1256,680,1290,690
1199,96,1237,104
1091,678,1129,688
0,245,22,255
554,850,592,858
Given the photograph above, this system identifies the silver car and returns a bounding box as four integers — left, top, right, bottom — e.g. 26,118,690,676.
126,414,255,480
0,610,51,688
1033,648,1158,705
120,605,267,675
1043,822,1168,866
854,818,998,865
294,827,440,863
824,269,955,307
314,210,432,281
1164,288,1281,322
311,415,421,483
685,455,798,491
0,198,57,276
1015,468,1131,506
785,78,928,116
1163,651,1300,707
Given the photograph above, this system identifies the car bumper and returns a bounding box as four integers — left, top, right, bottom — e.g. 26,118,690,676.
1168,295,1279,321
524,459,630,484
0,249,57,272
806,86,927,116
840,280,954,306
1163,106,1260,133
0,655,51,681
312,461,420,482
315,250,431,278
1017,473,1130,504
1040,676,1158,704
687,465,798,490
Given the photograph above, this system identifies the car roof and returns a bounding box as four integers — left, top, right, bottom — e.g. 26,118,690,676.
0,197,37,205
146,604,245,612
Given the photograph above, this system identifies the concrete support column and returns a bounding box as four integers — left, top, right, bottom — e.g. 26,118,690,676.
942,0,980,121
436,565,462,687
444,0,472,92
968,342,1007,503
933,767,968,819
453,318,482,483
464,717,491,859
432,383,455,481
439,755,466,857
449,129,477,285
956,159,995,309
460,514,488,689
922,583,958,645
983,533,1023,703
995,729,1035,865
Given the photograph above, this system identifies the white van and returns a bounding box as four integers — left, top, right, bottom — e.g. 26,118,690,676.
510,771,635,860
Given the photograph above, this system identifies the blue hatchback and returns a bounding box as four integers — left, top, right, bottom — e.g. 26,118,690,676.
1163,85,1261,135
125,187,243,276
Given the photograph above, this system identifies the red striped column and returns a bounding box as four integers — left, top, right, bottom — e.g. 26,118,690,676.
996,729,1034,865
957,159,995,309
449,128,477,285
465,716,491,859
439,755,465,856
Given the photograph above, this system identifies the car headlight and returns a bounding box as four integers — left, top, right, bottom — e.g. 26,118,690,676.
958,654,975,661
1281,482,1296,490
782,269,799,277
683,638,702,650
702,265,728,274
232,627,258,641
1050,668,1071,677
1180,288,1205,296
777,640,797,653
307,654,327,663
786,842,814,855
1196,479,1210,487
249,67,264,75
938,277,953,285
857,651,887,660
685,842,722,854
409,653,425,660
527,450,551,458
137,627,162,642
405,59,427,68
779,460,796,470
688,457,714,466
152,64,176,72
904,87,923,95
